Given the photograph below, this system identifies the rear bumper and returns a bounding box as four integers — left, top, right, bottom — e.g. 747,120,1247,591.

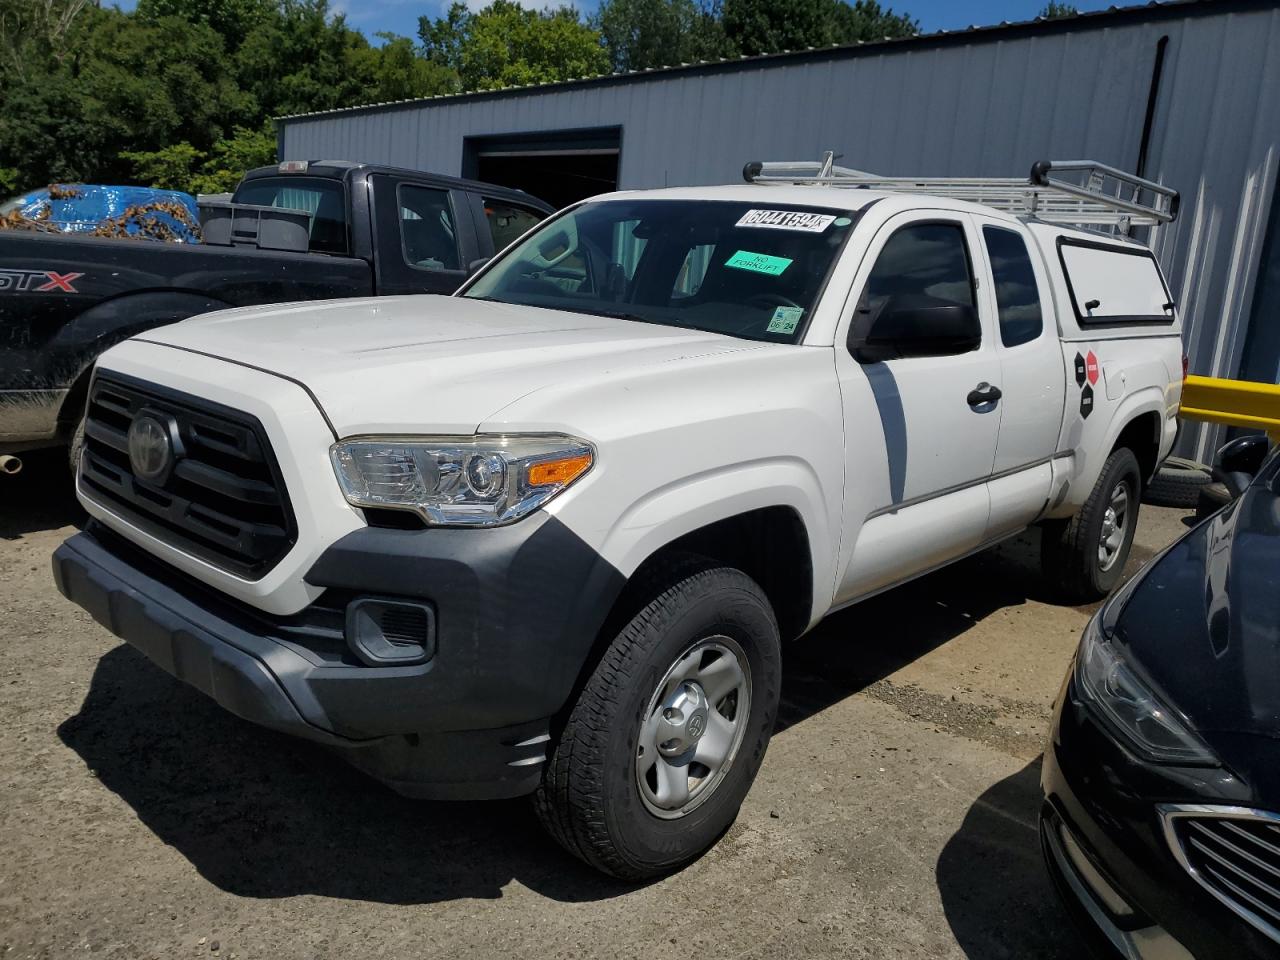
54,520,623,799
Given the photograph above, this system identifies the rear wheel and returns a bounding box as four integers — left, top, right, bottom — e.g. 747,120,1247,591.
1041,447,1141,603
533,558,781,880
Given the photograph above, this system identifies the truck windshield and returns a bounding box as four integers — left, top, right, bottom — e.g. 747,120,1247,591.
231,176,348,255
462,199,857,343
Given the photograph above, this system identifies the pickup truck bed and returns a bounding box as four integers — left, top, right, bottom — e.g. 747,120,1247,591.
0,161,552,457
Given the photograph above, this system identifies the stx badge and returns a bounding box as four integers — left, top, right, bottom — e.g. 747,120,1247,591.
1074,353,1087,387
0,269,84,293
1080,384,1095,419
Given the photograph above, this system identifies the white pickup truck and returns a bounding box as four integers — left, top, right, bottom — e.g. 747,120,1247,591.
53,158,1183,879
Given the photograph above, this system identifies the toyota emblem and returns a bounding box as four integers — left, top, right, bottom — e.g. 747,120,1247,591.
127,412,177,483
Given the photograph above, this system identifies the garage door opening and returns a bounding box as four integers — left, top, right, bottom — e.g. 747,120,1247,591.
464,127,620,209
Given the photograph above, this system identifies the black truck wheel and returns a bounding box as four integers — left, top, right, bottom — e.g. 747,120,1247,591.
533,558,781,880
1041,447,1142,603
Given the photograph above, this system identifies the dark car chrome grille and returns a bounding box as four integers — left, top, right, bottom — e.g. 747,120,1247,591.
79,373,296,579
1163,806,1280,945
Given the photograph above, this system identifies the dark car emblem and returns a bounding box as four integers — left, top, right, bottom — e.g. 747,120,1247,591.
128,413,176,483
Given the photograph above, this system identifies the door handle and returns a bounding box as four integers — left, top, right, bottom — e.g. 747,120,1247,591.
967,383,1002,407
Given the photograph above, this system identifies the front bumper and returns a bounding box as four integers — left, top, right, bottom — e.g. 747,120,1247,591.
1042,675,1276,959
54,518,623,799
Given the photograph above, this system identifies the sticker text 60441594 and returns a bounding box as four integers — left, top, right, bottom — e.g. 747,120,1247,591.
736,209,837,233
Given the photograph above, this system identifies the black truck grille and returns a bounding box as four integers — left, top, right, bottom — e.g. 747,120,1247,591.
79,373,296,579
1166,808,1280,944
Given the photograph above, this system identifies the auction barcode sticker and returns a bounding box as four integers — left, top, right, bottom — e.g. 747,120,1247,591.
736,209,837,233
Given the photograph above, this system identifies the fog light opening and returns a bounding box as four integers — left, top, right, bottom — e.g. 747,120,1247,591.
346,598,436,666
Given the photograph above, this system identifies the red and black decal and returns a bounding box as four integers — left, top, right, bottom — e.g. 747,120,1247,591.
1073,349,1099,419
0,268,84,294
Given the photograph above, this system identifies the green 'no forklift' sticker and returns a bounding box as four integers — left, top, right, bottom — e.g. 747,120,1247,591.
725,250,792,276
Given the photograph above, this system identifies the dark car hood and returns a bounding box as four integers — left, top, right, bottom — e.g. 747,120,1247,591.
1110,475,1280,777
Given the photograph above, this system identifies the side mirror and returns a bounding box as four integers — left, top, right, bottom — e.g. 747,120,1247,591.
1216,434,1270,478
1213,434,1272,499
848,297,981,363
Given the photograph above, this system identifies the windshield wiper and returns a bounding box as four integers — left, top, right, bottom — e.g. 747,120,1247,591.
571,306,662,326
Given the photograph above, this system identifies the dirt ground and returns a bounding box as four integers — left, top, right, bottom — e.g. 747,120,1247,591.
0,449,1196,959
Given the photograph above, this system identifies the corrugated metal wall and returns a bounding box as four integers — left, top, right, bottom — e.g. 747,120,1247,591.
280,2,1280,460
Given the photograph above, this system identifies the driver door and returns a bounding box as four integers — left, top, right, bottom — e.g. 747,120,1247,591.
834,211,1002,603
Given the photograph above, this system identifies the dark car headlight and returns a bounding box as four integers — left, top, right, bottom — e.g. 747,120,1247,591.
1076,612,1217,766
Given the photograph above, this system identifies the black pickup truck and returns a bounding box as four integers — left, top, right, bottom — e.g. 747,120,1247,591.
0,161,554,466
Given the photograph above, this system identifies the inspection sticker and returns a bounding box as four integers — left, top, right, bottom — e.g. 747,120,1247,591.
725,250,793,275
767,306,804,334
736,209,837,233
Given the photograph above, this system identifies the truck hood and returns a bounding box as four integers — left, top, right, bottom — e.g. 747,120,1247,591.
136,295,760,435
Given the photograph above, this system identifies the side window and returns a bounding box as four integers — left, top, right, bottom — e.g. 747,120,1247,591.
863,221,976,314
398,185,459,271
983,226,1044,347
484,199,544,252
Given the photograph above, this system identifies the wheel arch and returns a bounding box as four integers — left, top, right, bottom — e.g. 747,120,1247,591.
53,290,233,429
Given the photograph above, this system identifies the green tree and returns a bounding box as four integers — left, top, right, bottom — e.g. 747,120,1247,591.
419,0,610,92
593,0,727,72
123,123,278,194
1040,2,1079,18
720,0,916,57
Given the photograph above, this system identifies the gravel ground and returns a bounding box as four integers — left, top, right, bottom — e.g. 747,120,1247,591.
0,449,1195,959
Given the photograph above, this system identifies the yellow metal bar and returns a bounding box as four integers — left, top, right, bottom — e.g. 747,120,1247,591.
1180,375,1280,443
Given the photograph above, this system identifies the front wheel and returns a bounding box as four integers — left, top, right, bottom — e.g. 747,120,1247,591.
1041,447,1142,603
533,558,781,880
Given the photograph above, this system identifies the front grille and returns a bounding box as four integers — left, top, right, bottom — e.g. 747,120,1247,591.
1163,806,1280,944
80,373,296,579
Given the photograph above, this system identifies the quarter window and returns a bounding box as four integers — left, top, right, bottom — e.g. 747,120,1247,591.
864,221,976,313
983,226,1044,347
398,186,459,272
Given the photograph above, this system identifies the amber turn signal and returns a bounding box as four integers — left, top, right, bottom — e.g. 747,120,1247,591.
527,452,592,487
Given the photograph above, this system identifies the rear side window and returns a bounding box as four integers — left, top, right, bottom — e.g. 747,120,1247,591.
398,185,459,271
864,222,976,313
983,226,1044,347
1058,240,1174,324
484,199,544,252
231,176,347,255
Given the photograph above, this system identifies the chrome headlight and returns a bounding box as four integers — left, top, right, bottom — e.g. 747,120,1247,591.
1075,613,1216,765
331,435,593,527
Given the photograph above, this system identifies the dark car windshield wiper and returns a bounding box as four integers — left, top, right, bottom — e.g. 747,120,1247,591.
570,306,664,326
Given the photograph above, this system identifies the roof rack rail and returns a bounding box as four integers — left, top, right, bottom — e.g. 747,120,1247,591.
742,153,1179,228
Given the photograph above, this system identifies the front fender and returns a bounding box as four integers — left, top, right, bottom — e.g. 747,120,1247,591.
582,457,835,630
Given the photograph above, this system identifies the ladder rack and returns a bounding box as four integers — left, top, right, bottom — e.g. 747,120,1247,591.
742,154,1179,229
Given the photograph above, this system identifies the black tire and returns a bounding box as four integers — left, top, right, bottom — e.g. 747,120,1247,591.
67,416,86,477
533,557,781,880
1041,447,1142,603
1143,456,1211,508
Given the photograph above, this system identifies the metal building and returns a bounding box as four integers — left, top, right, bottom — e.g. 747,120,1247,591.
278,0,1280,460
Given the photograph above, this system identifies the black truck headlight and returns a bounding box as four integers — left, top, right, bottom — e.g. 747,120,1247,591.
1075,613,1216,766
331,434,593,527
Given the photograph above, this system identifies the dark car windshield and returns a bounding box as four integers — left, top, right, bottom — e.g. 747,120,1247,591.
462,199,858,343
231,176,348,255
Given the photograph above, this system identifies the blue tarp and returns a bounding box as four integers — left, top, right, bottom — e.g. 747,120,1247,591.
6,185,202,242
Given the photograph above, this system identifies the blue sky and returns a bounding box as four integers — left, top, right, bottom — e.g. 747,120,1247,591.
338,0,1117,39
116,1,1119,41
